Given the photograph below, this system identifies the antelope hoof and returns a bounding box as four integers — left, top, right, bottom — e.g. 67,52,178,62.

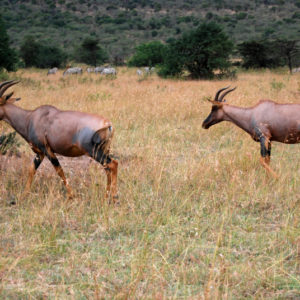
109,195,119,205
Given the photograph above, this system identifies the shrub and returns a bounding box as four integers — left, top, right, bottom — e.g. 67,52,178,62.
158,22,234,79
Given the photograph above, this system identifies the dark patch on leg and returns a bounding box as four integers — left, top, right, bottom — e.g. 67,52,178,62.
33,154,43,169
260,136,268,157
47,155,60,167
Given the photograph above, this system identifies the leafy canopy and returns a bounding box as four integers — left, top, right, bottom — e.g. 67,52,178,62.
128,41,166,67
158,22,234,79
0,15,18,71
20,36,67,68
74,37,108,66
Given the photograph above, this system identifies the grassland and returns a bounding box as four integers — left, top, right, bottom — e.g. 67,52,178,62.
0,68,300,298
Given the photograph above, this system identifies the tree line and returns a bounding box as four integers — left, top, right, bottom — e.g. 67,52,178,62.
0,15,299,79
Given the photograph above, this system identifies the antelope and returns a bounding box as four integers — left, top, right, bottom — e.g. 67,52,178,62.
202,86,300,178
0,80,118,201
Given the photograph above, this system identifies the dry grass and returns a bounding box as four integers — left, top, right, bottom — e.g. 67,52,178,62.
0,68,300,299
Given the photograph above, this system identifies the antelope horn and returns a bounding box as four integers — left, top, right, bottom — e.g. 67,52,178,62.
5,91,14,100
218,87,237,102
0,80,20,97
214,86,230,101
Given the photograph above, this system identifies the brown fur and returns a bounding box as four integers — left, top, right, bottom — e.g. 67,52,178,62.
202,87,300,177
0,80,118,201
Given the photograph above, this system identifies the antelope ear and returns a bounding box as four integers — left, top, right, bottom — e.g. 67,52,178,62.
6,97,21,104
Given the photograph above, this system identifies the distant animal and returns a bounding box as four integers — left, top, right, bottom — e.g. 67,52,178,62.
95,67,105,74
63,67,83,76
101,68,117,76
86,67,95,73
292,67,300,73
0,80,118,202
47,67,58,75
202,86,300,178
136,69,143,76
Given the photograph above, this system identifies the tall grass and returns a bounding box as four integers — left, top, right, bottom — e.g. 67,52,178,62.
0,68,299,298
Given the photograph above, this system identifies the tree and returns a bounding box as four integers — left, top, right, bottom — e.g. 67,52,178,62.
276,39,300,74
238,40,285,69
20,36,67,68
74,37,108,66
0,15,18,71
20,36,40,67
128,41,166,67
158,22,234,79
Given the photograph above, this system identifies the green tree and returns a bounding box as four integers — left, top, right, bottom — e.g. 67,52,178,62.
0,15,18,71
238,40,285,69
74,37,108,66
159,22,234,79
20,36,67,68
128,41,166,67
276,39,300,74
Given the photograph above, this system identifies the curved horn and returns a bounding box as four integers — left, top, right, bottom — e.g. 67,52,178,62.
219,87,236,102
0,80,19,97
214,86,230,101
0,80,14,91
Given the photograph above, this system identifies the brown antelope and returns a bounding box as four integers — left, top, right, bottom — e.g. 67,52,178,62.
202,86,300,178
0,80,118,201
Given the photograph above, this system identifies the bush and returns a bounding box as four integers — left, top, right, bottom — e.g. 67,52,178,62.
73,37,108,66
158,22,234,79
128,41,166,67
238,40,285,69
0,15,18,71
20,36,67,68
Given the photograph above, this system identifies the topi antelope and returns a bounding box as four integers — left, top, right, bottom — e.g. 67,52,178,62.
0,80,118,201
202,86,300,178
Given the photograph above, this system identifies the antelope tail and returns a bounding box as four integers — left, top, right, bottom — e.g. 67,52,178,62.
92,125,114,155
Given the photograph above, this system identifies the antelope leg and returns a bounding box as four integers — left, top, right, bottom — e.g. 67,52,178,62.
45,152,73,199
259,136,278,178
25,153,45,193
104,158,118,202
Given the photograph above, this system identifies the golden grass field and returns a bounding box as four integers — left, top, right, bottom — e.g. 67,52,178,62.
0,68,300,299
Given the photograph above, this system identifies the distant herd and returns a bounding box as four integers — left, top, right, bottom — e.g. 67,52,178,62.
47,66,156,77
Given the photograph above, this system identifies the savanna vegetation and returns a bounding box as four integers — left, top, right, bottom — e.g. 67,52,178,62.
2,0,300,59
0,67,300,298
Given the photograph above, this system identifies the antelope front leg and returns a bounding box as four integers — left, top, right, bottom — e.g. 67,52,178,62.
25,153,45,194
259,136,278,179
46,153,73,199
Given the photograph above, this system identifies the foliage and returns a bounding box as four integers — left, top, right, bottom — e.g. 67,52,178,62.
158,22,234,79
237,40,298,69
0,15,18,71
276,39,300,73
73,37,108,66
2,0,300,60
128,41,166,67
20,36,67,68
0,131,20,156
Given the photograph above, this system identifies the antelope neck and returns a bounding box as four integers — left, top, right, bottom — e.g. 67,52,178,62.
223,104,253,135
3,104,31,139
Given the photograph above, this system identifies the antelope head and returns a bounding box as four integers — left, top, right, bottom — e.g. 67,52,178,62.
0,80,21,119
202,86,236,129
